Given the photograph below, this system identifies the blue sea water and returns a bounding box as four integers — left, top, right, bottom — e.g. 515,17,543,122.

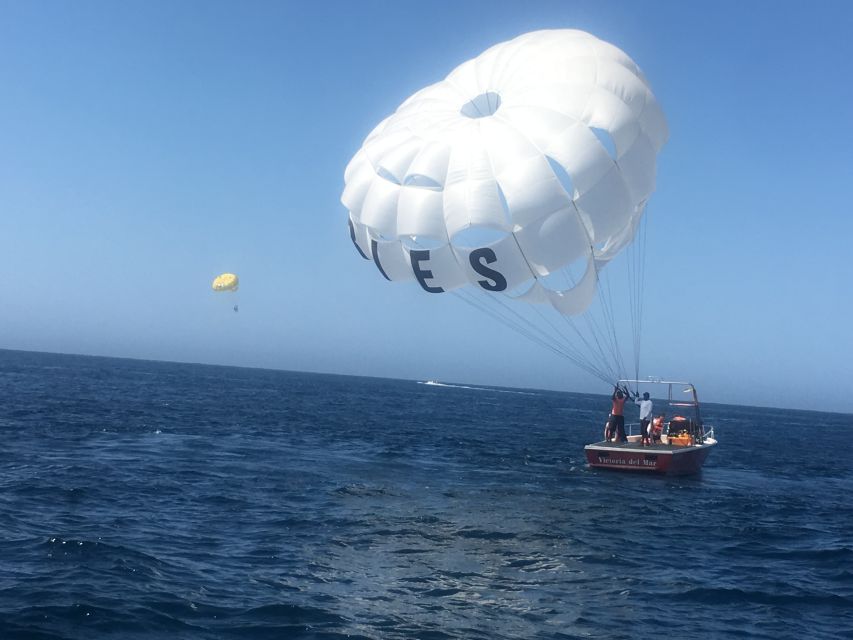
0,349,851,640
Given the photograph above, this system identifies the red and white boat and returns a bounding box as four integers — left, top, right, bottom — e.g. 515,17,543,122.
585,380,717,475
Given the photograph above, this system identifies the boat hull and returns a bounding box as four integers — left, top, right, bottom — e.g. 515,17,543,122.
584,438,716,475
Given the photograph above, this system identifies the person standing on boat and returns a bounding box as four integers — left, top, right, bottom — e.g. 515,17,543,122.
609,387,628,442
634,392,653,446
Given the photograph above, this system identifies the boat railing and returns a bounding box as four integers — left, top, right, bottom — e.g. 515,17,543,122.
627,421,715,443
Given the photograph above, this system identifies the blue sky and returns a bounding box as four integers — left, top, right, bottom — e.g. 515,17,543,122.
1,1,851,412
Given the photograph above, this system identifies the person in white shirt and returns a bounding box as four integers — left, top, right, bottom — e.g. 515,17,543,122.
634,392,653,446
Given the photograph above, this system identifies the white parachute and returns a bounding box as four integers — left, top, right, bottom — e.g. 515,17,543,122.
342,29,668,383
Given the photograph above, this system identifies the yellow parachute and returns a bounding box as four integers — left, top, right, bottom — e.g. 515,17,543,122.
212,273,239,292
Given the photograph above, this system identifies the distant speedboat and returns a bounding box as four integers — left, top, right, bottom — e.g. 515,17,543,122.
584,379,717,476
423,380,441,386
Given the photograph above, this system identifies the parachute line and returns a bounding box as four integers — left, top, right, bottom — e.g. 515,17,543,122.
452,288,616,384
453,290,612,382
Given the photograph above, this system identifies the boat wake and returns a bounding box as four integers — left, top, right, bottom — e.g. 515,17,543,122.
417,381,536,395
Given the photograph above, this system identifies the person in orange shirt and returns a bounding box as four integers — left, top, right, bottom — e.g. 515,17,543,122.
608,386,628,442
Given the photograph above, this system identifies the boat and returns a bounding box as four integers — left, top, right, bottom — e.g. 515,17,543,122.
584,379,717,475
423,380,441,386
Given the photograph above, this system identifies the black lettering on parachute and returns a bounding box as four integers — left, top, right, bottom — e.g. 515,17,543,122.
469,248,508,292
370,239,391,281
410,250,444,293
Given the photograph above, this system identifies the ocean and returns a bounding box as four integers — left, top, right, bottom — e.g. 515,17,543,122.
0,349,850,639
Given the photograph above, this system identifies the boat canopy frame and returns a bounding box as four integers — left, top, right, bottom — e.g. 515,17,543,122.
617,378,703,427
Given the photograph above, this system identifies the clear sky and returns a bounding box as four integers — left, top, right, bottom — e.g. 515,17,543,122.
1,1,851,413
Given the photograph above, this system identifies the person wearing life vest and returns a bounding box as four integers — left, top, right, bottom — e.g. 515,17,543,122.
651,414,665,444
608,386,628,443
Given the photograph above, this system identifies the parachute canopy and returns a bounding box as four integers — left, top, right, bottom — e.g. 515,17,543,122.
212,273,239,292
342,29,667,318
